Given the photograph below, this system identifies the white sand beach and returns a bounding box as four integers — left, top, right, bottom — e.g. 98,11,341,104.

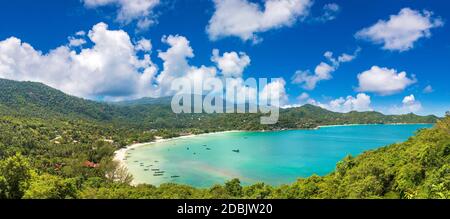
113,130,241,170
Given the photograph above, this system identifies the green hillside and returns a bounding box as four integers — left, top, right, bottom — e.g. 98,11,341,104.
0,112,448,199
0,79,439,132
0,78,447,199
76,116,450,199
0,79,117,121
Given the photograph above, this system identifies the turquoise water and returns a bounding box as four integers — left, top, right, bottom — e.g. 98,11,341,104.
125,124,432,187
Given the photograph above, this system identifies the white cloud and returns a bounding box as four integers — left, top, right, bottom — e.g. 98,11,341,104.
75,31,86,36
155,35,214,96
83,0,161,30
135,38,152,51
281,92,309,108
284,93,373,113
327,93,373,112
291,63,333,90
356,8,444,52
423,85,434,94
211,49,251,78
136,17,155,31
207,0,312,42
356,66,416,95
0,22,157,100
389,94,423,114
68,37,86,47
224,77,257,104
259,78,288,106
297,92,310,101
281,104,302,109
317,3,340,22
402,94,416,105
0,23,287,103
155,35,287,104
292,49,359,90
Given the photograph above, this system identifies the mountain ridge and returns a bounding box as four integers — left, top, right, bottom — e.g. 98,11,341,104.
0,78,440,130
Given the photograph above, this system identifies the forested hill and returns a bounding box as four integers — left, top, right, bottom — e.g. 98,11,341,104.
0,78,440,131
0,79,117,121
1,109,448,199
0,78,448,199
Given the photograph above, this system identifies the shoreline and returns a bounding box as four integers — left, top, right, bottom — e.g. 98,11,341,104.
113,123,433,185
113,130,241,171
317,122,433,128
114,123,433,164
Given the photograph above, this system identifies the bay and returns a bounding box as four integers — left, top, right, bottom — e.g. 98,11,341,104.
125,124,432,187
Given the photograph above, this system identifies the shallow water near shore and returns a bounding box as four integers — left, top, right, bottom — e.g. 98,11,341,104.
124,124,432,187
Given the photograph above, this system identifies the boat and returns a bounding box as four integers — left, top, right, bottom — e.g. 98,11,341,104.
171,175,180,178
232,149,240,153
206,148,211,150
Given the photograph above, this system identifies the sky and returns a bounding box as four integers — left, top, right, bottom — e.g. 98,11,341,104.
0,0,449,116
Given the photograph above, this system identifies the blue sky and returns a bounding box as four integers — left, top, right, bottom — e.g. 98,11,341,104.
0,0,448,116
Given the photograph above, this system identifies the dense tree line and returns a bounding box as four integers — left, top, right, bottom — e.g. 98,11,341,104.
1,116,448,199
0,78,447,199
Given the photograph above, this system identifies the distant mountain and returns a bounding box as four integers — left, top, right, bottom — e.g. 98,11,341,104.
113,96,173,106
281,105,439,126
0,78,440,131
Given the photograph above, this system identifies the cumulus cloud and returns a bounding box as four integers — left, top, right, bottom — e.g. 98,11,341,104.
82,0,161,30
154,35,286,103
308,93,372,113
135,38,152,51
211,49,251,78
291,63,333,90
206,0,312,42
152,35,287,102
389,94,423,114
68,37,86,47
155,35,217,96
356,66,417,95
292,48,359,90
356,8,444,52
0,22,287,103
283,93,373,113
0,22,158,100
327,93,373,112
259,78,288,106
